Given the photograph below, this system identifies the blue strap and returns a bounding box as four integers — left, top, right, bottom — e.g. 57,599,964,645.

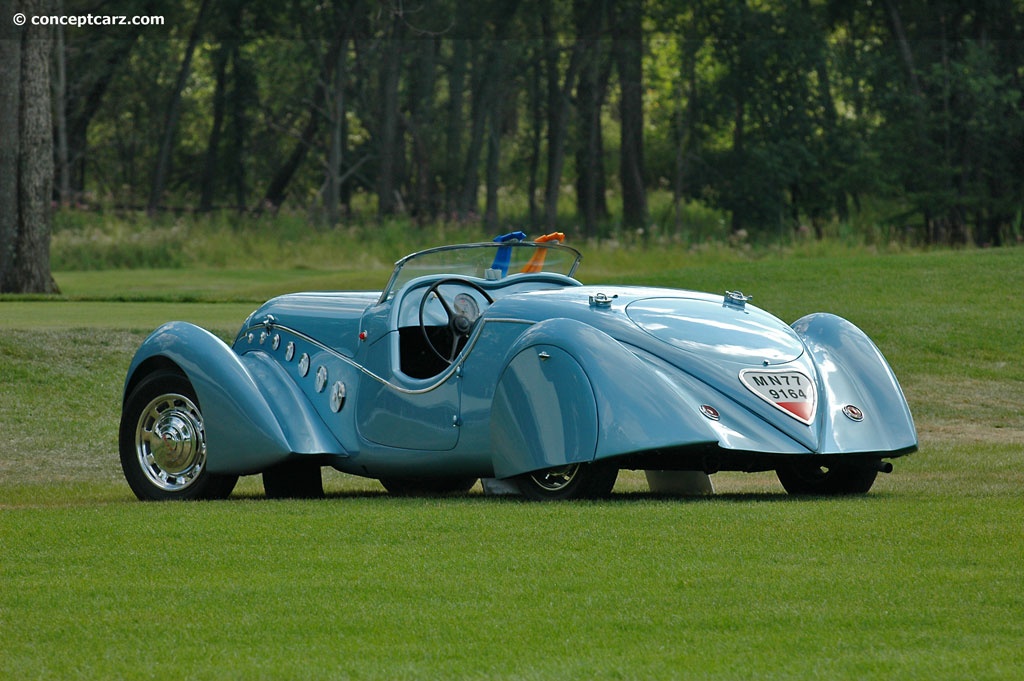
490,231,527,276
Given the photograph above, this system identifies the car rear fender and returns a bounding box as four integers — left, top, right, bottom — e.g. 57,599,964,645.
490,318,717,478
792,313,918,455
124,322,344,475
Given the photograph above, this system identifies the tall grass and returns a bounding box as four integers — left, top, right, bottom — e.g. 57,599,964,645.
51,209,479,272
51,193,940,273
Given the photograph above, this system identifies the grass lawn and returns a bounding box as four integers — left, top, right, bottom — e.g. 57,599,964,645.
1,246,1022,680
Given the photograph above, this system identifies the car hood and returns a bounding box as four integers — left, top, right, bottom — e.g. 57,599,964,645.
237,291,381,357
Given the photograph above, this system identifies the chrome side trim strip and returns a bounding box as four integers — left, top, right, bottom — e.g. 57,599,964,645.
241,318,532,395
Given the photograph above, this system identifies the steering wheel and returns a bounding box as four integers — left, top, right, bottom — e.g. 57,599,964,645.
418,278,494,364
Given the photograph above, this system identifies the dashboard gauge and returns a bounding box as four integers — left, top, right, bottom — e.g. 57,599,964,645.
452,293,480,322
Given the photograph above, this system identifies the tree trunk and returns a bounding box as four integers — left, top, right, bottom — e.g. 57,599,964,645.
325,37,348,227
673,31,700,235
377,29,403,218
484,44,507,232
730,92,746,234
147,0,211,215
0,19,22,287
199,43,229,213
406,37,437,223
525,53,543,230
883,0,933,244
804,0,847,225
883,0,924,100
1,0,59,294
543,7,586,231
444,39,469,215
574,0,608,238
227,43,254,212
613,0,647,231
53,6,70,205
458,40,489,217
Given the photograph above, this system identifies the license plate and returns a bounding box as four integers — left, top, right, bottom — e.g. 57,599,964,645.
739,369,816,425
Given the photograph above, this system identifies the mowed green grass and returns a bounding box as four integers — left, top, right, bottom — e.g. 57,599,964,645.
2,247,1023,680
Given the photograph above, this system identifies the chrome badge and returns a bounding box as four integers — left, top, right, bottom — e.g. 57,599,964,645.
842,404,865,422
699,404,721,421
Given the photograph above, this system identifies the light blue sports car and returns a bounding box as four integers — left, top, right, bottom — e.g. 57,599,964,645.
119,233,917,501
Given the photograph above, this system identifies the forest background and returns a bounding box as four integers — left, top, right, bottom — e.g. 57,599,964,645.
2,0,1023,295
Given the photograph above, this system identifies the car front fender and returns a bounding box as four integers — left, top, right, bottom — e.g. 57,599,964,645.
489,318,717,479
124,322,344,475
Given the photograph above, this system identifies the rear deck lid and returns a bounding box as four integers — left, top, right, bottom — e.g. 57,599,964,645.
626,296,805,365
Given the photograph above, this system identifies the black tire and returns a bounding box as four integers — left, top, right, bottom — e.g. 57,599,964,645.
119,369,238,501
514,462,618,501
776,460,878,496
379,476,478,496
263,460,325,499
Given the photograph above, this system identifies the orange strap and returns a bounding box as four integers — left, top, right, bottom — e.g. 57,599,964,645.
520,233,565,273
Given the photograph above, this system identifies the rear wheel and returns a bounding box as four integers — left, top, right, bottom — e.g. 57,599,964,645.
119,370,237,501
776,460,878,496
514,462,618,501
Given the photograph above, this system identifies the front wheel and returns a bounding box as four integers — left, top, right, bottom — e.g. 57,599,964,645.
119,369,237,501
514,462,618,501
776,460,878,496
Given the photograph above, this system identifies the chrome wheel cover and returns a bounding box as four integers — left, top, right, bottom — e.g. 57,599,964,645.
529,464,580,492
135,392,207,492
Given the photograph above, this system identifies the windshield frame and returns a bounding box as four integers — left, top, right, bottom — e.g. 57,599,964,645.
378,241,583,304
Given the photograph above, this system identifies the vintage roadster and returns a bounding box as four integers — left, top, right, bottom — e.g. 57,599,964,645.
119,233,917,501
